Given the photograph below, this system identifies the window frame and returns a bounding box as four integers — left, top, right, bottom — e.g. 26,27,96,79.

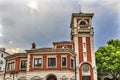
47,56,57,68
83,52,87,57
0,60,3,64
70,57,74,69
0,67,1,71
61,55,67,68
1,54,3,57
83,43,86,48
33,56,43,68
7,60,15,71
20,59,27,70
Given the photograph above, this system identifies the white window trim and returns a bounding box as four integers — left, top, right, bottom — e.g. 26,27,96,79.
7,60,15,71
47,55,57,68
61,55,67,68
78,19,88,25
33,56,43,68
20,59,27,70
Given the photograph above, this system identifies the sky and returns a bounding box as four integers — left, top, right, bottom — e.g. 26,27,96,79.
0,0,120,53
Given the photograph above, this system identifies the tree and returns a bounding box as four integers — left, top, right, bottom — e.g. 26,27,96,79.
95,39,120,80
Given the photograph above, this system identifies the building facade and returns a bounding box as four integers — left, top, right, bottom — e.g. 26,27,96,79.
0,48,10,79
4,12,97,80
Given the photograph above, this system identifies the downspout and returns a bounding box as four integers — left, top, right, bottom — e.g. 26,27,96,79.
3,59,7,80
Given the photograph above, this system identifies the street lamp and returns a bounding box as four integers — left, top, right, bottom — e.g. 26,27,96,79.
10,71,18,80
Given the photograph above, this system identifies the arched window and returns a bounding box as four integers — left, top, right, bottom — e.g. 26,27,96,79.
18,77,26,80
46,74,57,80
60,75,68,80
80,21,86,25
5,78,12,80
31,76,42,80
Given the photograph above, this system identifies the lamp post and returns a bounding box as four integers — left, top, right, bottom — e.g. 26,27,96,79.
10,71,18,80
74,53,77,80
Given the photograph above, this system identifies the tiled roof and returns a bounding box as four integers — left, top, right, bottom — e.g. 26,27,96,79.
0,50,11,55
72,12,94,17
5,53,27,59
53,41,73,45
26,48,75,54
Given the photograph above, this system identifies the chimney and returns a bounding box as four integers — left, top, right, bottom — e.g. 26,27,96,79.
32,42,36,50
0,48,6,51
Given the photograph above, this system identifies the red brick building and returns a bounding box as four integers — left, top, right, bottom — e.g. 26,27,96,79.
4,12,97,80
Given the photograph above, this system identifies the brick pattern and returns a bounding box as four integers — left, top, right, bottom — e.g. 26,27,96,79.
78,37,83,63
86,37,92,62
29,53,74,71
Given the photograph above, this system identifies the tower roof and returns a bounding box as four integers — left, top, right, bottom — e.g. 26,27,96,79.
70,12,94,28
53,41,73,45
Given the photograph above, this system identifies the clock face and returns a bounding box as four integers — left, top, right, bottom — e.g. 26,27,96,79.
82,64,89,72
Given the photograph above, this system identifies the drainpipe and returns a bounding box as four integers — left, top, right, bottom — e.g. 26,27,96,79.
3,59,7,80
74,53,77,80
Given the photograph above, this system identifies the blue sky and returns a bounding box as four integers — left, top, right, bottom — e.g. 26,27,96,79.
0,0,120,53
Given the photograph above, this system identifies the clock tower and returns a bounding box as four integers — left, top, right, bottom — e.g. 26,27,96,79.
70,12,97,80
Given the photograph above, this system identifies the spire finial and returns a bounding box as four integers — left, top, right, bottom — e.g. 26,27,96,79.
79,4,82,13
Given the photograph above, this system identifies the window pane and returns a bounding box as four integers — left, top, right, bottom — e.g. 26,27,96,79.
84,52,87,57
34,59,38,65
71,59,73,68
1,54,3,57
48,58,56,67
83,43,86,48
7,62,15,71
62,57,66,67
80,21,86,25
34,58,42,67
21,60,27,69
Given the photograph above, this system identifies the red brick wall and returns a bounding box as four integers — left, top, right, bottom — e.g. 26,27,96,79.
29,53,74,71
15,58,20,71
79,66,82,80
78,37,83,63
86,37,92,62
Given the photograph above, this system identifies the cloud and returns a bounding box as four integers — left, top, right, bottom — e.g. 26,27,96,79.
0,0,76,53
0,0,119,53
7,48,25,54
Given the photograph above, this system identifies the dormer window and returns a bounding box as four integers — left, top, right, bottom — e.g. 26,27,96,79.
80,21,86,25
62,46,67,49
79,20,88,28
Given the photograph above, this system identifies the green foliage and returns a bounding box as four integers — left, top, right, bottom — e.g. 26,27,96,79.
95,39,120,79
